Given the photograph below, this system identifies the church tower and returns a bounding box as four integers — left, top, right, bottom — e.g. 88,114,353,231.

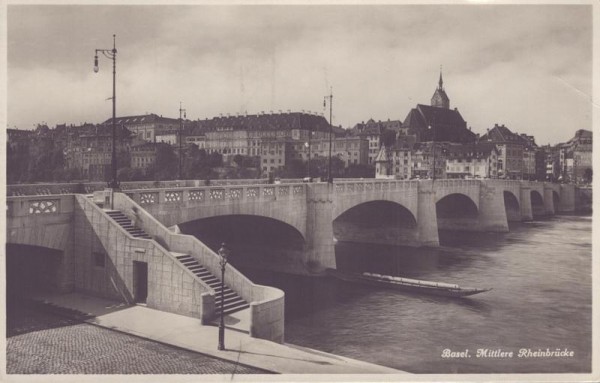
430,68,450,109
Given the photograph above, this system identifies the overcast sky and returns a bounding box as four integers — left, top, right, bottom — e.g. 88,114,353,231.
6,4,593,145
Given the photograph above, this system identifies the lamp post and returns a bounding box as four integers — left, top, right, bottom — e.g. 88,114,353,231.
324,88,333,183
429,110,436,181
179,102,187,180
217,243,230,351
94,34,118,190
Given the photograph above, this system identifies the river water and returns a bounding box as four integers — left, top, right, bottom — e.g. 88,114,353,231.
237,215,592,374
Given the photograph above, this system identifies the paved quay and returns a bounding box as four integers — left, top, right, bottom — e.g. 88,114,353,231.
31,292,405,375
7,303,267,374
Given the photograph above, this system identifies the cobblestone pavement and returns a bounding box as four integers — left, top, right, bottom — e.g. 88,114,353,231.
7,302,271,374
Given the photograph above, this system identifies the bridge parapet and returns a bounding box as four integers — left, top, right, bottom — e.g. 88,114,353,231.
433,179,481,207
7,179,271,196
333,179,419,194
124,183,307,207
7,183,82,196
7,194,73,220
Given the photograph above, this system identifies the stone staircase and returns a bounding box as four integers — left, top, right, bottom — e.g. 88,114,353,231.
105,209,248,318
173,253,249,317
105,210,152,239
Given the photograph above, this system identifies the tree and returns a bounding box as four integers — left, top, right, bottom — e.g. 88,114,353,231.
309,156,346,179
346,163,375,178
148,143,178,180
182,147,222,180
274,159,305,178
232,154,244,168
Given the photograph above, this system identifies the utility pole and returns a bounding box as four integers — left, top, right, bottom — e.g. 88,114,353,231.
324,87,333,183
93,34,118,190
431,111,436,181
179,102,186,180
307,125,312,179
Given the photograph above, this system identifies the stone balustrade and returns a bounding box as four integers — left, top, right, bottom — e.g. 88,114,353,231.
123,183,307,207
333,179,419,194
7,179,270,196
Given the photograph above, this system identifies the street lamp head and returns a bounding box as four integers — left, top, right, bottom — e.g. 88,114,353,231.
218,242,230,265
93,55,99,73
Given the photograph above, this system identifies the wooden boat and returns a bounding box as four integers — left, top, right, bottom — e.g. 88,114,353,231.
326,269,491,298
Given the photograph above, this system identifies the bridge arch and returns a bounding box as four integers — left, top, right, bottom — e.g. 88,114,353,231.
436,193,480,236
436,193,479,218
177,215,306,270
6,244,64,297
503,191,521,222
178,214,305,248
333,200,418,247
530,190,545,218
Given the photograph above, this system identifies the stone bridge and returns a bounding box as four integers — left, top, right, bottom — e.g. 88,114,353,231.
6,178,583,342
6,179,580,275
109,179,577,272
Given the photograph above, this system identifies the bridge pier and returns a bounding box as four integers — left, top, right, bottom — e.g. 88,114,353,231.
520,186,533,221
305,183,336,272
543,186,556,215
478,182,509,232
417,181,439,246
558,184,576,213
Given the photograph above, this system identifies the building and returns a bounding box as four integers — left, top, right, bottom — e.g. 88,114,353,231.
411,142,448,179
352,119,404,165
65,124,133,180
130,142,159,170
566,129,593,183
401,71,477,145
386,142,414,179
260,138,288,175
104,113,181,143
375,144,392,179
330,136,369,167
445,143,499,179
185,124,207,149
479,124,525,179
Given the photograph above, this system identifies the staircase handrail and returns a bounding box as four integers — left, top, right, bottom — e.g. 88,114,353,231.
76,194,216,295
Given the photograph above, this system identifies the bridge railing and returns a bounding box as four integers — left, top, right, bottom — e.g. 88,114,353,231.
332,179,418,194
112,192,285,343
122,183,307,206
7,183,83,196
7,179,271,196
433,179,481,188
6,194,75,219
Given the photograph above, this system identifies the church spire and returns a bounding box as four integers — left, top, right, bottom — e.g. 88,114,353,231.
431,66,450,109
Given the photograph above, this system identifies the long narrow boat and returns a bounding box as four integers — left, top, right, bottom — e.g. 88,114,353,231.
326,269,492,298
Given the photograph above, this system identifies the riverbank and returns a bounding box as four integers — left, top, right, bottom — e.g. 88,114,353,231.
24,292,405,375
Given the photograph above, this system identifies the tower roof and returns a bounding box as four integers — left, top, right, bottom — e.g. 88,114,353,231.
431,67,450,108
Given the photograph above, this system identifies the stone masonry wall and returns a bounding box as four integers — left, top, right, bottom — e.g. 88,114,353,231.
73,195,211,321
6,195,75,292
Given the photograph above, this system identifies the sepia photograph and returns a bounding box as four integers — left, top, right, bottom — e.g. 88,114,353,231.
2,1,597,381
